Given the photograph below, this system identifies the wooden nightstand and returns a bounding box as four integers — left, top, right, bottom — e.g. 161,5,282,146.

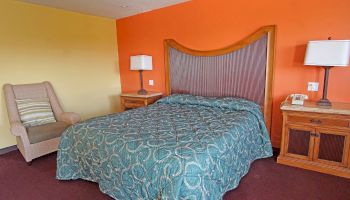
277,101,350,178
120,92,162,111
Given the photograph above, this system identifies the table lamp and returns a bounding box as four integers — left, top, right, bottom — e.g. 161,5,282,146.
130,55,153,95
304,39,350,106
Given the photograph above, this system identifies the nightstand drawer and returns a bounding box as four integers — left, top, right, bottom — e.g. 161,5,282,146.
123,98,145,105
288,115,350,128
124,102,144,108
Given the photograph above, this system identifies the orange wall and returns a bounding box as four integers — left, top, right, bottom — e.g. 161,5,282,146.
116,0,350,147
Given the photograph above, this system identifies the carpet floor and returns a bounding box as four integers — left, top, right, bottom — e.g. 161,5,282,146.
1,150,350,200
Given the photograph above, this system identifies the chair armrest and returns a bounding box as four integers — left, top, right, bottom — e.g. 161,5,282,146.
58,112,80,125
10,122,27,137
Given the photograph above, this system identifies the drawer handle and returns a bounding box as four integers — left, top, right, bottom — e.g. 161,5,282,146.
310,119,322,124
310,132,320,137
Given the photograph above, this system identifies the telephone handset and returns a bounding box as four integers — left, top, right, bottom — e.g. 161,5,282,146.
285,94,308,105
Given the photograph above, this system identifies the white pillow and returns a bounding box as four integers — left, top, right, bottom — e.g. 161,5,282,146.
15,98,56,127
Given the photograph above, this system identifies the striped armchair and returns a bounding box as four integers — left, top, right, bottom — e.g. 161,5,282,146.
3,82,80,164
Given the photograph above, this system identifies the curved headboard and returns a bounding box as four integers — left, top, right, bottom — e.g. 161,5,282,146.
164,25,276,133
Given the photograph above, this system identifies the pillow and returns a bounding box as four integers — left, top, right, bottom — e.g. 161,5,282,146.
15,98,56,127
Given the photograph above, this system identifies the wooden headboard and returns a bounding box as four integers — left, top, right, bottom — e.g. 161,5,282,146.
164,25,276,133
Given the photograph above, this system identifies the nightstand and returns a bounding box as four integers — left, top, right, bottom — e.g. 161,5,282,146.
277,101,350,178
120,92,162,111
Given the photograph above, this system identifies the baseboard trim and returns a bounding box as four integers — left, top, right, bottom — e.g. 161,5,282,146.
0,145,17,155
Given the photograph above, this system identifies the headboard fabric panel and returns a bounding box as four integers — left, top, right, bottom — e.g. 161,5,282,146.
169,35,267,105
164,25,276,134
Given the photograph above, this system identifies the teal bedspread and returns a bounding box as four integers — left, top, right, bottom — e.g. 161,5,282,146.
56,94,272,200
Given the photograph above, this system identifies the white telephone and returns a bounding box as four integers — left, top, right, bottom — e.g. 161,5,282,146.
287,94,308,105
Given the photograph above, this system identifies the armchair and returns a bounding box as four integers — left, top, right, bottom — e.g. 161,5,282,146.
3,81,80,164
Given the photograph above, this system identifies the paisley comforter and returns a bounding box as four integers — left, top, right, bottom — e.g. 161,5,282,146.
56,94,272,200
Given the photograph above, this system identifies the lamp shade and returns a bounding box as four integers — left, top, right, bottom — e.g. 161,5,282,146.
130,55,153,70
304,40,350,67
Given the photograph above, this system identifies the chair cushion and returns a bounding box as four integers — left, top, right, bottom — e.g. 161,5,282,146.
15,98,56,127
26,122,69,144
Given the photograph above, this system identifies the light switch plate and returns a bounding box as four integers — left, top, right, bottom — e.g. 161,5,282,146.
149,80,154,86
307,82,319,91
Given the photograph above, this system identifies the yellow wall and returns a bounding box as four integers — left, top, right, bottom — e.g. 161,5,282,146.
0,0,121,149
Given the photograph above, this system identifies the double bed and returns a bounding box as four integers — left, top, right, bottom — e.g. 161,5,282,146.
56,25,276,200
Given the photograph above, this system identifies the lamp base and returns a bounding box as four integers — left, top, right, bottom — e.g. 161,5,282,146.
317,98,332,107
137,89,148,95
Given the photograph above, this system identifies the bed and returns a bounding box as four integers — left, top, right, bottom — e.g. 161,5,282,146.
56,25,276,200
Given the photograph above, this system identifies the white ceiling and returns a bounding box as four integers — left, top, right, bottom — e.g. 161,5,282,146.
17,0,190,19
